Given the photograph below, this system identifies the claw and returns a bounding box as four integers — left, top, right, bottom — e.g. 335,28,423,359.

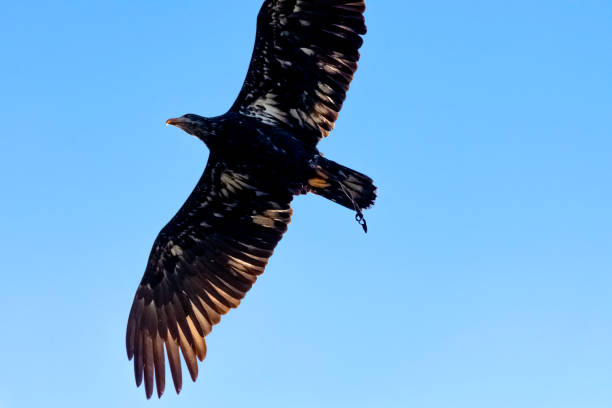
355,211,368,234
338,181,369,234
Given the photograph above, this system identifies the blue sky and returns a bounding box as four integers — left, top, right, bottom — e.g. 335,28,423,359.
1,1,611,407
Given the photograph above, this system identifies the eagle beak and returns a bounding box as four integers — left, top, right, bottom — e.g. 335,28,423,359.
166,118,179,126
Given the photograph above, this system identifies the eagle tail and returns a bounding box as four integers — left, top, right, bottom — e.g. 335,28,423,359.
308,157,377,217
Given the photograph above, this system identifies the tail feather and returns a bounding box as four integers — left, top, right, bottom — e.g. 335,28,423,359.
308,158,377,213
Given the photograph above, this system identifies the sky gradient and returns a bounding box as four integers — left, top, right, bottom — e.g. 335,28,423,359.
1,1,611,407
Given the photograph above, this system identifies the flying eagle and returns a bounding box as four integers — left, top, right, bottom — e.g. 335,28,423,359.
126,0,376,398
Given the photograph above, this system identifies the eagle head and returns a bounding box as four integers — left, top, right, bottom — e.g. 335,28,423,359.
166,114,211,141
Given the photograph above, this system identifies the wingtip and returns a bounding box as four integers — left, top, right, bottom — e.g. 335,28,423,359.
144,374,154,399
135,372,143,388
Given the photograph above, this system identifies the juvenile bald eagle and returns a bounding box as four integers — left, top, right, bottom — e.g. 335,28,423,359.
126,0,376,398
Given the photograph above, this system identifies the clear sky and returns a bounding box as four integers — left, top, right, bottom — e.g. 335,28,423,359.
1,1,611,407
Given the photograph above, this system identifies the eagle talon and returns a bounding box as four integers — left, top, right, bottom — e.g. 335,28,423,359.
355,211,368,233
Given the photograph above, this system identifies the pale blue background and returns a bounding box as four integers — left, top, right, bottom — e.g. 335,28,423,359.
1,1,611,407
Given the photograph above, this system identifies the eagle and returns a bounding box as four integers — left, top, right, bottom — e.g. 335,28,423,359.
126,0,376,398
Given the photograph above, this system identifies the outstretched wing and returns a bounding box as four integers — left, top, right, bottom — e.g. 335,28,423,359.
126,156,293,398
230,0,367,146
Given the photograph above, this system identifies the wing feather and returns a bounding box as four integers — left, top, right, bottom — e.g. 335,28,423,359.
126,156,293,398
230,0,367,145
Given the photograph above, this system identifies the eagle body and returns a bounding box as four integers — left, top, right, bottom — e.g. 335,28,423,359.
127,0,376,399
196,113,319,187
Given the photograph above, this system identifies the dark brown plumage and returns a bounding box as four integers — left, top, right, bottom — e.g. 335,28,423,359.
126,0,375,398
